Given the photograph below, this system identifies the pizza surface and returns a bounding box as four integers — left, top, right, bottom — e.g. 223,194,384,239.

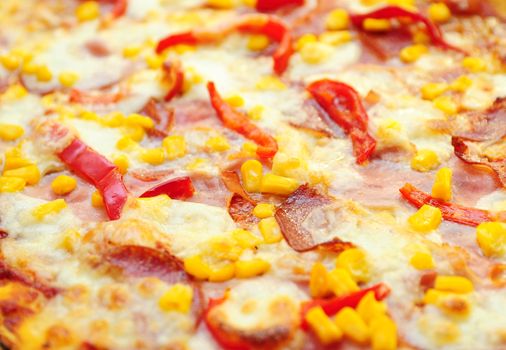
1,0,506,349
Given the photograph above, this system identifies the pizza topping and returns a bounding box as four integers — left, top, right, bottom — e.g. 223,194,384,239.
476,221,506,258
227,194,258,227
307,79,376,165
407,204,443,233
69,88,123,105
139,176,194,200
158,283,193,314
0,262,59,298
162,60,184,102
255,0,304,12
156,14,293,75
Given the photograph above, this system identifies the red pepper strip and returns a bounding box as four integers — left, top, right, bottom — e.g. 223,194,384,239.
156,14,293,75
69,89,123,104
350,6,465,53
58,138,128,220
207,82,278,159
256,0,304,12
399,183,492,227
162,60,184,102
111,0,127,18
307,79,376,164
139,176,195,200
300,283,390,330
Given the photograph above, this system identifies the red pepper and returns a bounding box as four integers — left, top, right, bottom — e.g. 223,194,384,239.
58,138,128,220
162,60,184,102
300,283,390,330
350,6,465,53
140,176,195,200
256,0,304,12
156,14,293,75
69,89,123,104
307,79,376,164
111,0,127,18
207,81,278,159
399,183,492,227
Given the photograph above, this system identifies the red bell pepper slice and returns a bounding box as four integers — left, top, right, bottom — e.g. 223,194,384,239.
300,283,390,330
350,6,465,53
111,0,127,18
399,183,492,227
58,138,128,220
207,81,278,159
162,60,184,102
307,79,376,164
156,14,293,75
256,0,304,12
140,176,195,200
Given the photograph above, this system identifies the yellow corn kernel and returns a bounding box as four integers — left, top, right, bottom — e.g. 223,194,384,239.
126,114,154,129
32,199,67,221
235,259,270,278
255,76,286,91
158,284,193,313
162,135,186,160
421,82,448,101
184,255,211,280
58,72,79,87
462,56,487,73
357,291,387,324
76,1,100,22
1,84,28,101
51,175,77,195
432,167,452,201
145,54,164,70
3,165,40,185
248,105,264,121
140,148,165,165
22,62,38,75
309,262,329,298
410,251,435,270
305,306,343,345
428,3,451,23
260,173,299,196
241,159,263,193
241,142,258,157
435,275,473,294
327,268,359,297
423,288,450,305
476,222,506,257
408,204,442,233
208,263,235,282
400,44,428,63
113,155,129,175
412,30,430,45
4,157,32,171
122,45,142,58
253,203,275,218
247,35,270,51
325,9,350,31
370,315,398,350
436,293,471,317
125,127,145,142
205,136,230,152
186,157,207,171
300,42,333,65
433,96,458,115
363,18,391,32
450,75,472,92
91,191,105,209
231,229,262,249
0,124,24,141
319,30,352,46
224,94,245,108
207,236,243,261
0,54,20,71
59,229,81,253
335,307,370,344
335,248,370,283
272,154,301,177
116,136,137,151
258,217,282,244
0,176,26,193
207,0,234,8
295,33,318,51
35,65,52,82
411,149,440,172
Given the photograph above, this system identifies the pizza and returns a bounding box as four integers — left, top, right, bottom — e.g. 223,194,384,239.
0,0,506,349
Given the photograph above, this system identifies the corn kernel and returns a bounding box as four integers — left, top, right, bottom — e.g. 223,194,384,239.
423,288,450,305
428,3,451,23
260,173,299,196
335,248,370,283
325,9,350,31
224,94,245,108
123,45,142,58
235,259,270,278
247,35,270,51
231,229,262,249
253,203,275,218
327,268,359,297
476,222,506,257
184,255,211,280
162,135,186,160
411,149,440,172
145,55,164,70
357,291,387,324
258,217,282,244
208,263,235,282
205,136,230,152
0,54,20,71
410,251,435,270
319,31,352,46
306,306,343,345
140,148,165,165
363,18,391,32
335,307,370,344
59,229,80,253
51,175,77,195
116,136,137,151
295,34,318,51
462,56,487,73
435,276,473,293
241,159,263,193
32,199,67,221
255,76,286,91
91,191,104,208
432,167,452,201
248,105,264,120
272,154,301,177
400,44,428,63
412,30,430,44
4,157,32,171
408,204,442,233
186,157,207,171
125,114,154,129
1,84,28,101
3,165,40,185
421,82,448,101
58,72,79,87
22,62,38,75
35,65,53,82
310,262,330,298
113,155,129,175
436,293,471,317
370,315,397,350
0,124,24,141
207,0,234,8
300,42,333,65
158,284,193,313
433,96,458,115
207,236,244,261
0,176,26,193
450,75,473,92
76,1,100,22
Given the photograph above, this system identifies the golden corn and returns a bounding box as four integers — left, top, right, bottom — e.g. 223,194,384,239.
319,31,352,46
433,96,458,115
247,35,270,51
306,306,343,345
0,176,26,193
370,315,398,350
253,203,275,218
205,136,230,152
162,135,186,160
476,222,506,257
260,173,299,195
241,159,263,193
32,199,67,221
140,148,165,165
207,236,243,261
123,45,142,58
462,56,487,73
208,0,234,8
3,165,40,185
1,84,28,100
335,248,370,283
410,251,435,270
76,1,100,22
295,34,318,51
407,204,442,233
327,268,359,297
421,82,448,101
309,262,330,298
325,9,350,31
224,94,245,108
0,54,21,71
231,229,262,249
434,275,473,294
126,114,154,129
158,284,193,313
51,175,77,195
235,259,270,278
35,65,53,82
400,44,428,63
59,229,81,253
450,75,473,92
113,155,129,175
125,126,145,142
411,149,440,172
272,154,301,177
256,75,286,90
428,3,451,23
116,136,138,151
300,42,333,65
145,55,164,69
58,72,79,87
184,255,211,280
432,167,452,201
423,288,450,305
363,18,391,32
248,105,264,120
208,263,236,282
258,217,283,244
91,191,104,208
0,124,24,141
4,157,32,171
335,307,370,344
357,291,387,324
